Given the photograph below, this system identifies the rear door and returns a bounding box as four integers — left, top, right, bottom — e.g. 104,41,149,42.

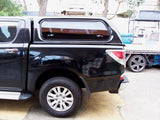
0,18,26,91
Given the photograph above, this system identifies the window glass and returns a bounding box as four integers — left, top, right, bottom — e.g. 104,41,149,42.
41,20,110,41
0,22,18,42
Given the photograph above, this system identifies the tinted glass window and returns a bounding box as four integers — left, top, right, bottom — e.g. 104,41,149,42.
0,22,17,42
41,20,110,41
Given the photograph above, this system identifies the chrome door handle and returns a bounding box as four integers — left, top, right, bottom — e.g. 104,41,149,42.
5,49,19,53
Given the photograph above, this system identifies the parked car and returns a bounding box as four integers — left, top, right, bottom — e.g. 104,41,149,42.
0,17,128,117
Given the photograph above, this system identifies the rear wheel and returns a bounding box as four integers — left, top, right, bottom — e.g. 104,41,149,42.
127,55,146,72
39,77,82,117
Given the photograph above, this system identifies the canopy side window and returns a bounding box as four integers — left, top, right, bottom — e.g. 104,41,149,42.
40,20,110,41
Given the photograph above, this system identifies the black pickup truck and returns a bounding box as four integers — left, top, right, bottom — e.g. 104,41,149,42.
0,17,128,117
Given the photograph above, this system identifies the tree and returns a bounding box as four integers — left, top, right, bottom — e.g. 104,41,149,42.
103,0,144,19
23,0,27,11
107,0,122,20
158,0,160,10
0,0,22,16
37,0,48,16
103,0,109,18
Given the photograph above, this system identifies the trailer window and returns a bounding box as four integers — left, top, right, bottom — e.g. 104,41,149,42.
0,22,17,42
41,20,110,41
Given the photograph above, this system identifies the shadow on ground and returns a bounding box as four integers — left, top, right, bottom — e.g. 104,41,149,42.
24,91,123,120
0,91,124,120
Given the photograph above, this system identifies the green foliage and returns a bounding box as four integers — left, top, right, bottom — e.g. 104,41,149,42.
117,10,133,18
115,0,144,6
116,0,144,18
128,0,144,6
0,0,22,16
136,0,144,6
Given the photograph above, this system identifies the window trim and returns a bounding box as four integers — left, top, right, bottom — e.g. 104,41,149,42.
38,18,113,44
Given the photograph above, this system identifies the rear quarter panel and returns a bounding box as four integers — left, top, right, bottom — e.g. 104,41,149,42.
28,17,124,93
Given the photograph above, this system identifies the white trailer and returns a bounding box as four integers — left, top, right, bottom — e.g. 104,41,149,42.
125,44,160,72
124,10,160,72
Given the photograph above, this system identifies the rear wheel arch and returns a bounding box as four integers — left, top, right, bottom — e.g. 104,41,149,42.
35,68,91,98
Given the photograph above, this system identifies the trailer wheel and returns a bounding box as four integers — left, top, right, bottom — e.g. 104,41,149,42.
127,55,146,72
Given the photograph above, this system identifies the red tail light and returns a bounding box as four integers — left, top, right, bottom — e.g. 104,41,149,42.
120,74,124,80
112,51,125,60
106,50,125,65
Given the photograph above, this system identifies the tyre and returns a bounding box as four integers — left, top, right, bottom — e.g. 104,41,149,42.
127,55,146,72
39,77,82,117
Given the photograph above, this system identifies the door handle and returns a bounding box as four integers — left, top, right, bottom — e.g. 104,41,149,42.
5,49,19,53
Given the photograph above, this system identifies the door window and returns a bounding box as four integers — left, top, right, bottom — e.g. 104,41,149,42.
0,22,18,42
